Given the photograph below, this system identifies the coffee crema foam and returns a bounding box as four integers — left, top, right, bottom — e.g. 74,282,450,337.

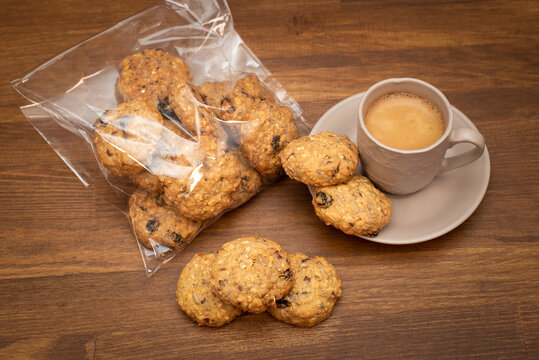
364,92,444,150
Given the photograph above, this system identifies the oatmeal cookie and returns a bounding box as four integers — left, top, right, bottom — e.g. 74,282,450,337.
172,151,242,220
117,49,192,106
221,75,298,178
220,75,262,124
268,252,341,327
169,80,227,139
280,132,359,186
210,236,293,314
238,100,298,178
132,171,162,194
128,189,202,249
177,253,243,327
157,118,200,160
131,119,201,193
197,81,229,108
312,175,392,236
228,147,262,209
159,137,249,220
94,96,164,177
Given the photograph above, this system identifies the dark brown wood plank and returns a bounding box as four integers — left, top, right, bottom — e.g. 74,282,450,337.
0,0,537,359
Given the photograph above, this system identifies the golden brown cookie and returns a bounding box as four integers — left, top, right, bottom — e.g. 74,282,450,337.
154,136,255,221
93,96,164,177
177,253,243,327
280,132,359,186
169,80,227,139
228,147,262,209
131,119,201,193
221,75,298,178
117,49,192,106
312,175,392,236
172,153,242,220
239,99,298,178
197,81,229,108
128,189,203,249
268,252,341,327
210,236,293,314
220,75,262,123
132,171,162,194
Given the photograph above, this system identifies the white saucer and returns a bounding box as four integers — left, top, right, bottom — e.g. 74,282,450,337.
311,92,490,245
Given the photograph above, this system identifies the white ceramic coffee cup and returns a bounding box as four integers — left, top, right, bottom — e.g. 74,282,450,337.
357,78,485,195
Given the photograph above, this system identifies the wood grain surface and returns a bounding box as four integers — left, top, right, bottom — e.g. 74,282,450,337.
1,0,538,359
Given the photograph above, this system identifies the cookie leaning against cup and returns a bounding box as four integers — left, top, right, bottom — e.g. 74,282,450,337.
210,236,293,314
268,252,341,327
312,174,392,237
280,132,359,186
177,253,243,327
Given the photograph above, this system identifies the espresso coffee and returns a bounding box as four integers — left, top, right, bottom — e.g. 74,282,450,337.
364,92,444,150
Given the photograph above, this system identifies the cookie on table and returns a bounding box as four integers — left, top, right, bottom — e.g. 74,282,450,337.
210,236,293,314
268,252,342,327
93,96,164,177
117,49,192,106
312,174,392,237
128,189,203,249
177,253,243,327
280,132,359,186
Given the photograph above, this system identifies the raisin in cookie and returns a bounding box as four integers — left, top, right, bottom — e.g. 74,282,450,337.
128,189,203,249
117,49,192,106
210,236,293,314
312,174,392,236
280,132,359,186
268,252,341,327
94,96,164,177
177,253,243,327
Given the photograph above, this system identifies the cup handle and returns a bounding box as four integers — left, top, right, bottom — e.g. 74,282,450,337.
440,128,485,173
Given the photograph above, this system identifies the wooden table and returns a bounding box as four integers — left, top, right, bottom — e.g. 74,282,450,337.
1,0,537,359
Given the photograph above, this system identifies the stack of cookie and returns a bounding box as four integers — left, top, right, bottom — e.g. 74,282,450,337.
92,49,299,251
279,132,392,236
176,236,342,327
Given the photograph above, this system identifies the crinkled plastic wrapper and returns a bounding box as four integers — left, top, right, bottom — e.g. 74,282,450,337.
12,0,310,276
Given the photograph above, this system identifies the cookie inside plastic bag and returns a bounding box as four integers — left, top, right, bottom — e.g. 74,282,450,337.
11,0,310,276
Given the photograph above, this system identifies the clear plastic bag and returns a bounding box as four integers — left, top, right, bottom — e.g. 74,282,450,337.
12,0,310,276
